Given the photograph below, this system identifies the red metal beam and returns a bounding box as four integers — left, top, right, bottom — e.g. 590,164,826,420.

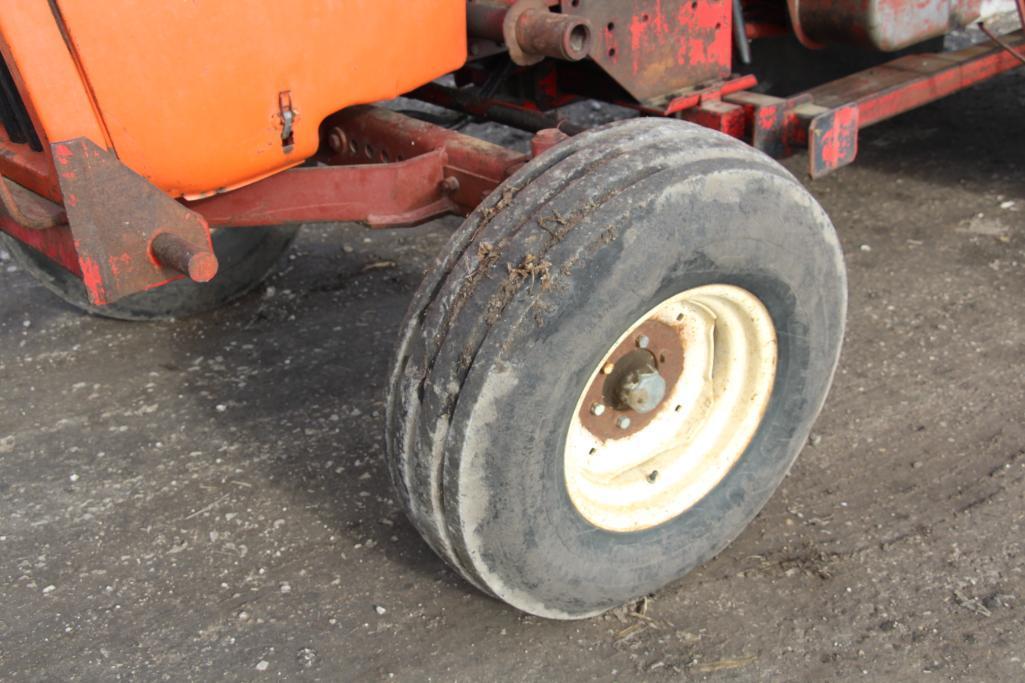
804,30,1025,129
189,150,458,229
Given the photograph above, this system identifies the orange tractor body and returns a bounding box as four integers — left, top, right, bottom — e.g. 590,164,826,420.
0,1,466,199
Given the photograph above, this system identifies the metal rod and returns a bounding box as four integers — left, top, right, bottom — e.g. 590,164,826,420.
732,0,752,65
979,22,1025,66
150,232,218,282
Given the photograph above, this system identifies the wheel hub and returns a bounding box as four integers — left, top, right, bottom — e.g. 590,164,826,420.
577,319,684,440
564,284,779,532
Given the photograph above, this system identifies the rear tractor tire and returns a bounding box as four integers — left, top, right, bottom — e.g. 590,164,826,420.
386,118,847,618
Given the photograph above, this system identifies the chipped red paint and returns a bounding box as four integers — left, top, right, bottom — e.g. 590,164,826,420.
675,1,729,69
53,143,72,166
805,105,860,177
77,253,107,306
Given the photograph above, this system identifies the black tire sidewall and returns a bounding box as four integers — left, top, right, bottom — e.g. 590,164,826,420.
444,167,846,617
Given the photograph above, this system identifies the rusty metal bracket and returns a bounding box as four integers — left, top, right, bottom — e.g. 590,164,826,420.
321,106,528,211
189,150,457,229
52,138,216,305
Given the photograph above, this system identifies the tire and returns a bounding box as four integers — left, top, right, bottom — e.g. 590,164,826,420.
1,226,297,320
387,118,846,619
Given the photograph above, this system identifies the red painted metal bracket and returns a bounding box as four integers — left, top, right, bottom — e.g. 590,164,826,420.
320,106,528,211
191,106,529,229
52,138,216,305
190,150,457,229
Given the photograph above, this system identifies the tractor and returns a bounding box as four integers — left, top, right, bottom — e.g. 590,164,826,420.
1,1,1022,618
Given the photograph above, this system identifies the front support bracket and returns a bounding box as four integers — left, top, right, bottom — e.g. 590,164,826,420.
52,138,216,305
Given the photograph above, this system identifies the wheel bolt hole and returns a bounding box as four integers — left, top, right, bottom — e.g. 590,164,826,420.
674,404,682,412
647,470,659,483
659,352,667,364
589,447,597,455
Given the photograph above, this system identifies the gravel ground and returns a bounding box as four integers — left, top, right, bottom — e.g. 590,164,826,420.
2,55,1025,681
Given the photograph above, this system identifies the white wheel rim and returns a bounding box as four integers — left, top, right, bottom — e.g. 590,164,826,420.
564,284,778,533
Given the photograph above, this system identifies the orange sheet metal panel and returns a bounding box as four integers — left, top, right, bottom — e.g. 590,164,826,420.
0,3,112,199
52,1,467,198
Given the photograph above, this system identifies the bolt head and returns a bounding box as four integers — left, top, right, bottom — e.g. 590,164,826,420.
636,335,650,349
590,402,606,416
615,416,631,430
441,176,461,194
602,362,615,375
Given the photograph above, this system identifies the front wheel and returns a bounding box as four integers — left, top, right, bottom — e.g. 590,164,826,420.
387,118,847,618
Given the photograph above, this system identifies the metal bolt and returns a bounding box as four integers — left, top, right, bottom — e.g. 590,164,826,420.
616,416,631,430
590,402,606,416
602,362,615,375
636,335,650,349
441,176,461,194
327,127,347,153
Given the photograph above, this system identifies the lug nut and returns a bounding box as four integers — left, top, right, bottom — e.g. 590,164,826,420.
602,362,615,375
616,416,631,430
590,402,606,416
636,335,650,349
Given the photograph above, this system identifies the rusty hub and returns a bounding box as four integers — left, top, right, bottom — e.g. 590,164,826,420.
578,318,684,440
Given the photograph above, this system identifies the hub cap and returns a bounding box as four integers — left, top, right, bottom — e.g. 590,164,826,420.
564,284,778,532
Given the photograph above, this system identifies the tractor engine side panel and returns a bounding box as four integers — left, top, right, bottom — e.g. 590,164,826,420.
50,1,467,198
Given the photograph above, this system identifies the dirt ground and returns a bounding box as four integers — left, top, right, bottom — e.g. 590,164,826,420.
3,58,1025,681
